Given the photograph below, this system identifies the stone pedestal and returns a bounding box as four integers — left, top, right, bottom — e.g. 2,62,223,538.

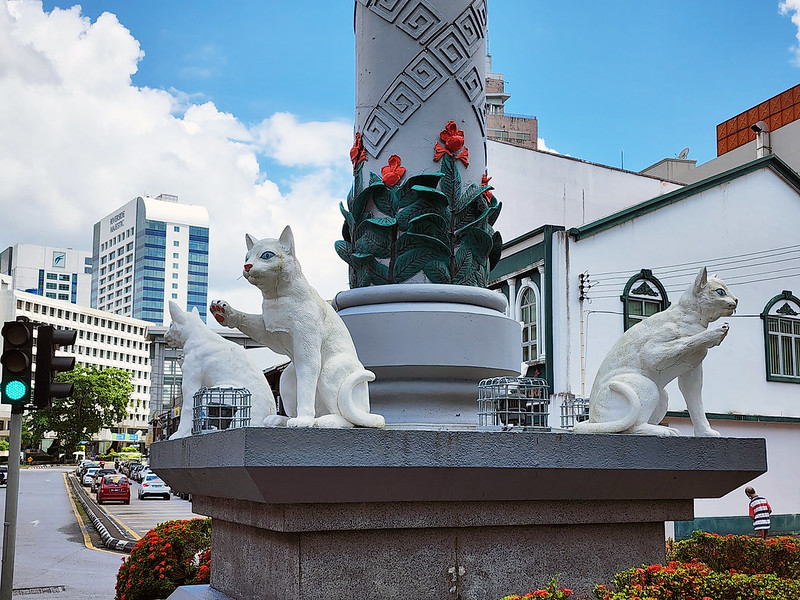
333,284,521,427
150,428,766,600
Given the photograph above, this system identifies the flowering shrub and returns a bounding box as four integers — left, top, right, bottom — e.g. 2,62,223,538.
592,559,800,600
501,576,573,599
669,531,800,579
115,518,211,600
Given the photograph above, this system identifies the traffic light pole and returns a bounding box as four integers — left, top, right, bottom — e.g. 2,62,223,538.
0,406,22,600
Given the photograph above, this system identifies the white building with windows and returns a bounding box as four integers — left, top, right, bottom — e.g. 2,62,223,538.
0,274,152,450
91,194,210,326
0,244,93,306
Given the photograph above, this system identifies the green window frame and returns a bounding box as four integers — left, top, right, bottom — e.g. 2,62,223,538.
761,290,800,383
620,269,669,331
517,285,539,364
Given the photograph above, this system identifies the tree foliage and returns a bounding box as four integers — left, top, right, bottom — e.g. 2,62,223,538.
25,365,132,454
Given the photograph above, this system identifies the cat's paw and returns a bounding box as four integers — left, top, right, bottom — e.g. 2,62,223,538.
286,416,315,428
711,323,730,346
695,428,721,437
209,300,239,328
263,415,289,427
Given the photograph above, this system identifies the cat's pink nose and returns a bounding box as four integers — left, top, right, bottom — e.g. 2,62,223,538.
244,264,252,273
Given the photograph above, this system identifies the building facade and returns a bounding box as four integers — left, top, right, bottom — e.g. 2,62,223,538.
91,194,210,326
0,274,152,450
485,55,538,150
0,244,93,306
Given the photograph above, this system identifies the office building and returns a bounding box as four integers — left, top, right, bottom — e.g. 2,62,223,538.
0,244,93,306
91,194,210,326
0,275,152,449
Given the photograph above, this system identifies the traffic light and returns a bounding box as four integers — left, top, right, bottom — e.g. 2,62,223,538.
33,325,77,409
1,319,34,407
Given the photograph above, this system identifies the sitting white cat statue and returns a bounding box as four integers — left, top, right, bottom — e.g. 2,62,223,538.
165,301,277,439
574,267,737,437
209,226,385,429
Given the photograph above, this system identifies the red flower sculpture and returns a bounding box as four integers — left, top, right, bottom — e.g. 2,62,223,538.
433,120,469,167
350,132,367,167
481,172,493,200
440,120,465,152
381,154,405,187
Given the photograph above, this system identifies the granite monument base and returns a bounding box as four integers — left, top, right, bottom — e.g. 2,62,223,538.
150,428,767,600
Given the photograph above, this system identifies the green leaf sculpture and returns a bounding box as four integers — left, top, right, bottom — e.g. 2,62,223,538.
338,123,503,288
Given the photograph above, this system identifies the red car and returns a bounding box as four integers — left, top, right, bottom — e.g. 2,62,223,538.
96,474,130,505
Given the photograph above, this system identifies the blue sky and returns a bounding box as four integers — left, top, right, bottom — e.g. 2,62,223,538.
38,0,800,170
3,0,800,311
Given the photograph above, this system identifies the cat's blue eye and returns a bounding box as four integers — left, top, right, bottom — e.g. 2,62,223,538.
260,251,275,260
715,289,726,296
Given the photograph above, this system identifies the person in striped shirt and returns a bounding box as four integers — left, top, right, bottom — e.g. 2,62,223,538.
745,486,772,539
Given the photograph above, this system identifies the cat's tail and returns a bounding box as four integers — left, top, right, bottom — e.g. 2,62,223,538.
572,381,640,434
337,369,386,428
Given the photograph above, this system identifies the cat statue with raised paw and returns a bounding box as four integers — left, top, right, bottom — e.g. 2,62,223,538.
574,267,737,437
165,301,278,439
210,226,385,429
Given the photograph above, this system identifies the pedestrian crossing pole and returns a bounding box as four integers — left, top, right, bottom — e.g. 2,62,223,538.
0,406,23,600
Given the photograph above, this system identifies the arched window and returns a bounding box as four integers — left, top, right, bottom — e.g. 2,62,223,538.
620,269,669,331
517,285,539,363
762,290,800,383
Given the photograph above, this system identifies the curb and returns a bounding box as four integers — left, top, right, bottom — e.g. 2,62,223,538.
68,473,138,553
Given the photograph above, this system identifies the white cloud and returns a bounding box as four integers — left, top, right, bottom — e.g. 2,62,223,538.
779,0,800,65
537,137,560,155
0,0,354,330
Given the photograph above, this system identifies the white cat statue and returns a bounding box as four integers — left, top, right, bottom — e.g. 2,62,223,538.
573,267,737,437
165,301,278,439
209,226,385,429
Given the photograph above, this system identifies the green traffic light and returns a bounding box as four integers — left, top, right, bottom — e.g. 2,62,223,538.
3,379,27,401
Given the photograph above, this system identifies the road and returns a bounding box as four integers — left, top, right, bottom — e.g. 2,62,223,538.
0,466,203,599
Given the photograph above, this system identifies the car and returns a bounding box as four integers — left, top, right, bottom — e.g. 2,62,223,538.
138,474,171,500
75,459,93,476
90,468,116,493
129,464,145,481
82,467,99,486
0,465,7,486
78,461,101,479
96,474,130,505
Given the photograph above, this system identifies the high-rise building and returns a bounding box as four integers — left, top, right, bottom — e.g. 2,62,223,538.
485,55,538,150
0,244,93,306
91,194,210,325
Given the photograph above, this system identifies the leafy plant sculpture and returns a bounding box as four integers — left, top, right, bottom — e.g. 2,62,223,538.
336,121,502,288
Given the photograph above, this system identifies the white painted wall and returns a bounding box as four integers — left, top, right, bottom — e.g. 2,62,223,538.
547,163,800,519
487,141,683,240
553,166,800,418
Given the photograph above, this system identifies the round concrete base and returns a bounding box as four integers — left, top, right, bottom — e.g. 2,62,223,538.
333,284,521,427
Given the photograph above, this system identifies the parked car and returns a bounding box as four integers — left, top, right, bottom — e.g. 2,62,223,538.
82,467,99,486
96,474,130,505
90,468,116,493
138,474,171,500
78,462,100,479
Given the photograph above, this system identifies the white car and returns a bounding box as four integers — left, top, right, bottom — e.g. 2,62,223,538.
82,468,99,486
138,474,171,500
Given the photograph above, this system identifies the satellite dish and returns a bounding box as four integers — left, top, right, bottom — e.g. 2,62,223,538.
678,147,689,159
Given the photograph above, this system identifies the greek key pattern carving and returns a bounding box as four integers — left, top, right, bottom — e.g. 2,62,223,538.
361,0,486,158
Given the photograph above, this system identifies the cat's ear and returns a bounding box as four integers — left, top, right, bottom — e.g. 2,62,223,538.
245,234,258,252
279,225,295,258
168,301,184,322
190,306,201,317
693,267,708,292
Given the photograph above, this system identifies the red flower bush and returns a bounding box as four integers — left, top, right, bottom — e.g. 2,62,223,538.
115,518,211,600
593,559,800,600
501,576,573,600
669,531,800,579
381,154,405,187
